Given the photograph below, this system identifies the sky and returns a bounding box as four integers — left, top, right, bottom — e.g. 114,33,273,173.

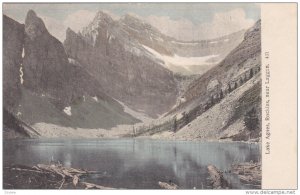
3,3,260,42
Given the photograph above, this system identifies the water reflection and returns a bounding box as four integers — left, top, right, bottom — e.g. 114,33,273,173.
3,139,261,189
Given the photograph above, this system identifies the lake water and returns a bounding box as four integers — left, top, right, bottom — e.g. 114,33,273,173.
3,139,261,189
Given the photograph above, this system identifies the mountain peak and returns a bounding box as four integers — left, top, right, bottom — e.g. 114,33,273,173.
26,9,37,19
25,9,47,40
92,10,114,24
80,10,114,37
66,27,75,34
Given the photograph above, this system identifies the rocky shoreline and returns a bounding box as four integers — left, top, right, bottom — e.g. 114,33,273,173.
207,162,261,189
4,161,261,189
3,163,114,189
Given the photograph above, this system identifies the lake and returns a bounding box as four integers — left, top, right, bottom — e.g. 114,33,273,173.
3,138,261,189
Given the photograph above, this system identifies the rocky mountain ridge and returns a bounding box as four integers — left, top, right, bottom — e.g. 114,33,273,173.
64,11,178,117
77,11,245,75
64,10,246,117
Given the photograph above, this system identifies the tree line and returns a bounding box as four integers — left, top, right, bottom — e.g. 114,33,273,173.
172,65,260,133
134,65,260,135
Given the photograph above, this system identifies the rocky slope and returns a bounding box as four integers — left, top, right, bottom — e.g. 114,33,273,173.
141,20,262,141
170,74,261,141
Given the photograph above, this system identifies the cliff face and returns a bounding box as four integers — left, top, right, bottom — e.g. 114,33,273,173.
3,15,24,111
22,10,117,109
3,12,140,133
22,10,72,108
3,15,36,138
64,12,178,117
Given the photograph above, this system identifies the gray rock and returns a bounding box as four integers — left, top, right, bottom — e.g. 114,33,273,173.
64,13,179,117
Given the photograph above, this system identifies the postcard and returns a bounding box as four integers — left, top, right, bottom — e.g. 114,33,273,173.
2,2,297,192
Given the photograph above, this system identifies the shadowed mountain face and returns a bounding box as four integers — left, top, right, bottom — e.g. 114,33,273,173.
23,10,72,108
3,11,140,135
3,15,24,111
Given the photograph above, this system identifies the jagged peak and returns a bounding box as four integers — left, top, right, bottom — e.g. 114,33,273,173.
91,10,114,25
80,10,114,37
26,9,37,19
25,9,47,40
65,27,85,42
66,27,75,34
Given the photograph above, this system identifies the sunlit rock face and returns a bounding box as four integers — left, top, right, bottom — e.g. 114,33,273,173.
64,12,178,118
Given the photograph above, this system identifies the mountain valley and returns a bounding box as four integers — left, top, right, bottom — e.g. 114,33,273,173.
3,10,261,142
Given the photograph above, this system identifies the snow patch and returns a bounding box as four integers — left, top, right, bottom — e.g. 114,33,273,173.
83,96,86,102
68,58,76,64
142,45,218,69
17,111,22,117
22,47,25,58
19,65,24,84
63,106,72,116
92,96,98,102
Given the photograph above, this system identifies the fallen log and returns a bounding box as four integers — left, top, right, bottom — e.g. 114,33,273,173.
81,182,114,189
4,164,114,189
231,162,261,187
207,165,230,189
11,167,49,174
158,181,179,189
